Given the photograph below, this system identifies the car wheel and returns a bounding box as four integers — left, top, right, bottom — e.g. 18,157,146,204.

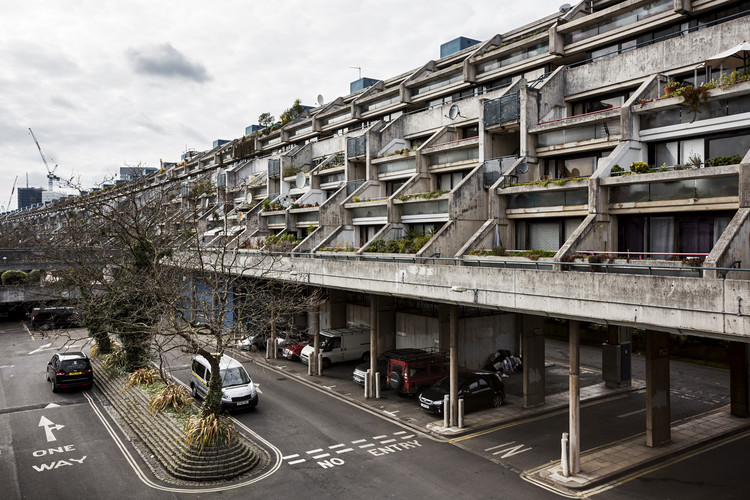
361,352,370,363
190,384,198,398
389,371,402,390
492,394,503,408
51,378,58,393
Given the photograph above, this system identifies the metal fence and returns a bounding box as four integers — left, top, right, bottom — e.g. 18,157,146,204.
347,135,367,158
483,155,519,187
484,92,520,127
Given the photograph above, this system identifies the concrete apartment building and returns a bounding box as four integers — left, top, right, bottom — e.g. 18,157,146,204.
4,0,750,461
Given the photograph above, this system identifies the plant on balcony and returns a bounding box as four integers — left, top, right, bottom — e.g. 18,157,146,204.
193,181,215,197
706,154,743,167
510,176,589,188
366,229,432,254
264,233,299,251
397,190,449,202
629,161,650,174
283,165,301,178
611,164,623,174
1,270,27,285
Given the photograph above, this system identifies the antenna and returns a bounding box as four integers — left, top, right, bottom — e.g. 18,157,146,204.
559,3,572,13
350,66,362,80
295,172,306,189
317,94,325,106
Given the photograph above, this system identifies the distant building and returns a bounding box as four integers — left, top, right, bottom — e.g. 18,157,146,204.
120,166,157,181
17,187,42,210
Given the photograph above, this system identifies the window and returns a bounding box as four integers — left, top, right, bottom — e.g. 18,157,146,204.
438,171,467,191
572,91,632,116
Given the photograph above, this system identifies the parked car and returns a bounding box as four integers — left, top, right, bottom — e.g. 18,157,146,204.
418,369,506,415
31,307,81,330
189,354,258,410
300,326,370,369
386,348,450,396
353,348,428,387
236,333,287,352
282,340,309,361
46,351,93,392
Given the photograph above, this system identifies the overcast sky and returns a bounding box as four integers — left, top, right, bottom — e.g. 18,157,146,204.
0,0,564,211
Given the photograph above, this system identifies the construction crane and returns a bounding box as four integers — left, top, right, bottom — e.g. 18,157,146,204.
28,127,60,191
4,175,18,212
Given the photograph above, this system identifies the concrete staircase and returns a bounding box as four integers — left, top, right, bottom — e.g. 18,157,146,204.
92,358,261,481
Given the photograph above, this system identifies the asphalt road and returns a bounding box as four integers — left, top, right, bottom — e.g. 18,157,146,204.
1,318,747,499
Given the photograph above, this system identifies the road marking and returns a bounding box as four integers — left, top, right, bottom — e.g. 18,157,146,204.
282,454,299,460
312,453,330,459
400,434,415,440
450,393,629,443
329,444,345,449
379,438,396,444
394,431,407,435
351,439,367,444
29,343,52,355
44,403,60,409
373,435,387,439
359,443,375,449
307,448,323,454
617,408,646,418
336,448,353,454
38,416,64,442
288,459,306,465
383,410,398,416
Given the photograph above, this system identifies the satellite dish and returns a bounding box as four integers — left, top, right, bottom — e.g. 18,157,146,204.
517,162,529,174
317,94,325,106
295,172,306,189
559,3,572,13
448,104,459,120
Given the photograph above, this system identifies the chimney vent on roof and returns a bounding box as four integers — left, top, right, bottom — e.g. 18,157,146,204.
440,36,480,58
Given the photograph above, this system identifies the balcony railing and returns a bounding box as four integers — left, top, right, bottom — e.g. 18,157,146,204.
609,177,738,203
484,92,520,127
508,189,588,209
268,159,281,176
640,94,750,129
537,120,620,147
484,155,519,187
347,135,367,158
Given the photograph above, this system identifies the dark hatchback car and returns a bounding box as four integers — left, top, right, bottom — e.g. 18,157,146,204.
418,369,505,415
46,352,94,392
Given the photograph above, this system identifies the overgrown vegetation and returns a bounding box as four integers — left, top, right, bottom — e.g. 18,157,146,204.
366,230,434,254
184,413,238,452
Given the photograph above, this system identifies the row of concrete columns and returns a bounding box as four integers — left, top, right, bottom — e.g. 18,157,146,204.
302,291,750,460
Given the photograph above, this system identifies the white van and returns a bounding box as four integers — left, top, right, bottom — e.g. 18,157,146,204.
190,354,258,409
300,326,370,369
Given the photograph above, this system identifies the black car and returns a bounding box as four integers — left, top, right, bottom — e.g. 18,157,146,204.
418,369,505,414
46,352,94,392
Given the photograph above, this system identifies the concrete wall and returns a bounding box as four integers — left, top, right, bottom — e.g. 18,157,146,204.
565,17,750,96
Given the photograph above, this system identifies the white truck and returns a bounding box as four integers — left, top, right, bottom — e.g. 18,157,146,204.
300,326,370,369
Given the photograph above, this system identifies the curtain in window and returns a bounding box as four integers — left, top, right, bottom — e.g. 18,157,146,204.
649,217,674,258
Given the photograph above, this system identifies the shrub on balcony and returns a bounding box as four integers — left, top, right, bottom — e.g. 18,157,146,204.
1,270,27,285
629,161,650,174
283,165,301,178
706,154,743,167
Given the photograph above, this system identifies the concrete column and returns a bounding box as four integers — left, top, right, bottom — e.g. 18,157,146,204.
646,330,671,447
449,304,459,427
569,320,581,474
729,341,750,417
368,295,379,399
438,304,450,352
328,289,347,329
311,304,320,376
375,296,396,353
603,325,632,388
522,315,545,408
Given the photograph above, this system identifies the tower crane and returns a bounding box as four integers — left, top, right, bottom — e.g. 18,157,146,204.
28,128,60,191
4,175,18,212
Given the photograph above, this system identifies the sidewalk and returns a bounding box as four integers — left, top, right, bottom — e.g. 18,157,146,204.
234,343,750,494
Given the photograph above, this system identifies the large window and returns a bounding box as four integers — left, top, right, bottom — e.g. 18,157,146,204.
515,217,583,251
649,131,750,167
617,212,733,258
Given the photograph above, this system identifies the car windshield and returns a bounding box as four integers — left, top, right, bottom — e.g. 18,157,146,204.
220,367,251,387
434,374,468,391
61,359,88,371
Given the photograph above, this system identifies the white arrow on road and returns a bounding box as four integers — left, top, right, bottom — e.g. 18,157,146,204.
38,416,64,442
